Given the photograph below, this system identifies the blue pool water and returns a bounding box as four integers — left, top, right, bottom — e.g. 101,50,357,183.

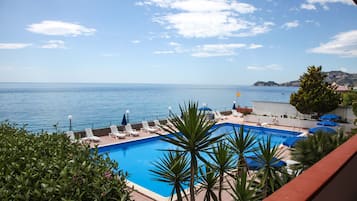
98,123,300,197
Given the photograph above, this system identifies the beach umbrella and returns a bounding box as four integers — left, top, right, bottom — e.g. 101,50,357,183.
121,114,127,126
246,157,286,170
199,106,212,112
317,120,339,127
320,114,341,121
308,126,336,134
232,101,236,110
283,136,306,148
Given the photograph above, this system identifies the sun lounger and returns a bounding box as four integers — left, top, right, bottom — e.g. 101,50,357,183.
285,159,300,174
66,131,79,143
84,128,101,142
261,122,269,127
142,121,159,133
232,110,243,117
166,119,176,128
215,111,227,120
109,125,126,139
153,120,163,130
125,124,140,136
297,131,309,137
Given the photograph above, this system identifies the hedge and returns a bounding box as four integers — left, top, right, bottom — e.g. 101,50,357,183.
0,121,131,201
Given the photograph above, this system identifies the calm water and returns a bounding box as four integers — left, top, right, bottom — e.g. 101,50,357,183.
98,123,300,197
0,83,297,132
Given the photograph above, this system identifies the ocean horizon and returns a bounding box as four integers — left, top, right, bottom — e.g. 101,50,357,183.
0,82,297,133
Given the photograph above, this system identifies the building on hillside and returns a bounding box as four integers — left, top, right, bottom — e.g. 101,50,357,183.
332,82,350,93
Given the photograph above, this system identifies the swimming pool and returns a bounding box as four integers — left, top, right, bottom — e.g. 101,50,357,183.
98,123,300,197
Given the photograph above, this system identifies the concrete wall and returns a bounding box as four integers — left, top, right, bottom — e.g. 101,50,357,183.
252,101,310,120
244,114,317,129
252,101,356,123
333,106,355,123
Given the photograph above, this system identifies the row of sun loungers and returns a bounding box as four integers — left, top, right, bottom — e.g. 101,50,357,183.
66,110,243,143
214,111,227,120
231,110,243,118
66,120,167,142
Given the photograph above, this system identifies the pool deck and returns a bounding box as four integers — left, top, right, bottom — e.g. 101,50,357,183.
87,115,306,201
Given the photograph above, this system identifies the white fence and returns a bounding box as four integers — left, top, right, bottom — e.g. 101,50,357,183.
246,101,356,132
252,101,356,123
243,114,353,132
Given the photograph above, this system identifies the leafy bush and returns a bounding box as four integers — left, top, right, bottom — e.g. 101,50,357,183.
291,131,350,170
0,121,131,201
342,91,357,106
352,102,357,126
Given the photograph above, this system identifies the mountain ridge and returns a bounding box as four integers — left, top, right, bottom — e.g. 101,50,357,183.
253,71,357,87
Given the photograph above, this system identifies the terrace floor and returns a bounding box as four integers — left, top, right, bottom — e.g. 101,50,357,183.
86,115,306,201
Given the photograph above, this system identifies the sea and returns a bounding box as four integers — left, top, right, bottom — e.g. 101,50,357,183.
0,83,297,133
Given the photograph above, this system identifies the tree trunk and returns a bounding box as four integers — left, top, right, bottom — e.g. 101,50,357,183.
176,185,182,201
237,154,246,176
190,154,195,201
219,172,223,201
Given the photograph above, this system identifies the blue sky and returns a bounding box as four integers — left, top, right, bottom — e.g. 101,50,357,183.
0,0,356,85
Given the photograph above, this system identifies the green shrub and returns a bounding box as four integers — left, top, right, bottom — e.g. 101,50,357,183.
291,131,350,170
0,121,131,201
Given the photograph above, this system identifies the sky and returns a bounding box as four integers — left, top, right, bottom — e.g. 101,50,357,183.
0,0,357,85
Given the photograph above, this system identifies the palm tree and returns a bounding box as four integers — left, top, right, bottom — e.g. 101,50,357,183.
291,131,349,170
253,136,284,198
226,125,256,174
197,164,219,201
228,169,261,201
209,141,235,201
150,151,190,201
160,101,224,201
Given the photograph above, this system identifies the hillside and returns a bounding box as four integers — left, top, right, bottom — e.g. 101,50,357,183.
254,71,357,87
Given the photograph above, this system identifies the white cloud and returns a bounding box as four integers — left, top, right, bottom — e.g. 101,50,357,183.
247,64,282,71
27,20,96,36
153,50,175,54
301,0,354,10
163,12,248,38
248,43,263,49
236,22,274,37
131,40,141,44
139,0,257,13
301,3,316,10
0,43,32,49
171,0,230,12
282,20,299,30
153,41,185,54
169,42,180,46
309,30,357,57
154,42,263,57
192,43,261,57
137,0,273,38
41,40,65,49
305,20,320,26
230,2,257,14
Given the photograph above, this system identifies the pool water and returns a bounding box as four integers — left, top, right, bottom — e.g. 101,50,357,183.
98,123,300,197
